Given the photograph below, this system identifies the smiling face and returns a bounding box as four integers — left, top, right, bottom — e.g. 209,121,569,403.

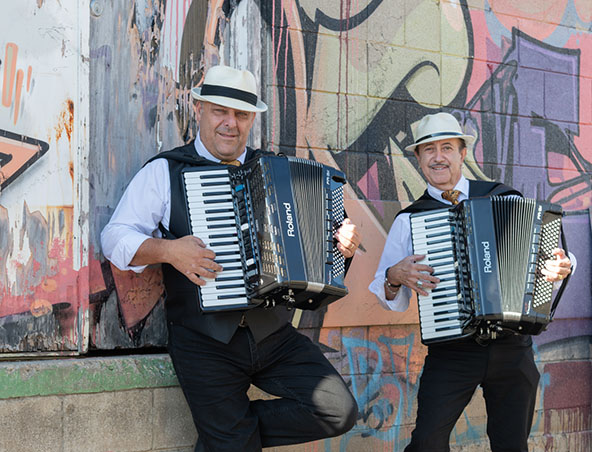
195,101,256,160
415,138,467,191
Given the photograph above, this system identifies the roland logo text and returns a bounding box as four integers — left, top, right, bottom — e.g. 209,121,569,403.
482,241,492,273
284,202,295,237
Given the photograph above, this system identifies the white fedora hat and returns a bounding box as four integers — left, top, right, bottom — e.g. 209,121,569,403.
191,65,268,113
405,112,476,151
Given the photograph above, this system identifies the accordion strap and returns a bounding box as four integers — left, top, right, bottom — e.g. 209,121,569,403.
549,222,571,320
158,223,177,240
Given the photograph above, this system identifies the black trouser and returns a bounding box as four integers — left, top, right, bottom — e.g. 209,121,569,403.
167,322,358,452
405,335,540,452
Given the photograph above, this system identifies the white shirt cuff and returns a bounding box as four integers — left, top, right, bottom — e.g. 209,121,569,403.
110,234,151,273
368,277,410,312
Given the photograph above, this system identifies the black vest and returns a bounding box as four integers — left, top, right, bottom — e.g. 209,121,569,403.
397,180,522,217
147,142,293,343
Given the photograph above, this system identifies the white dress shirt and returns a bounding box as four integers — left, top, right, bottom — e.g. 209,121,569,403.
368,176,470,312
100,133,247,273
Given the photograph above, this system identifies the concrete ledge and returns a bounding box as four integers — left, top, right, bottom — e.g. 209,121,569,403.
0,354,178,399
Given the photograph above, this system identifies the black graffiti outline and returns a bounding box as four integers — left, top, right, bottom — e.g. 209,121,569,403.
0,152,12,167
0,129,50,191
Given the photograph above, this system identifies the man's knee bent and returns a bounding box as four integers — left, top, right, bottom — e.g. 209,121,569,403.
319,391,358,437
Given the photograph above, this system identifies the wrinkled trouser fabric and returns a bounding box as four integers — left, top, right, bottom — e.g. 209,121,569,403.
168,322,358,452
405,335,540,452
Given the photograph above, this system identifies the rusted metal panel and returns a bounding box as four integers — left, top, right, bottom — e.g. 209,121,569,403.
0,0,90,355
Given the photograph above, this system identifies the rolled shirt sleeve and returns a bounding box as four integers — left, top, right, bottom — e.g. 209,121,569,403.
368,213,414,312
100,158,171,272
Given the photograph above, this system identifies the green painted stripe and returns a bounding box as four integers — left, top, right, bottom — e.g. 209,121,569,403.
0,354,179,399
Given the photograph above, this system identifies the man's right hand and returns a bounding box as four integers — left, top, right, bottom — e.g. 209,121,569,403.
130,235,223,286
167,236,224,286
388,254,440,297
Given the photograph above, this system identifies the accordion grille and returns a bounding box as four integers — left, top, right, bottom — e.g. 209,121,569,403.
332,186,346,279
533,216,562,307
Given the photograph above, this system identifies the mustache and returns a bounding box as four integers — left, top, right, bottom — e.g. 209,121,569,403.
216,127,238,135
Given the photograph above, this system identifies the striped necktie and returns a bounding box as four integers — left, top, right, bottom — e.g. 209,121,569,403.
441,189,461,205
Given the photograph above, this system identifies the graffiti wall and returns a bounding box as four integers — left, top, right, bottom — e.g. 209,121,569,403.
1,0,590,449
0,1,90,354
258,0,591,449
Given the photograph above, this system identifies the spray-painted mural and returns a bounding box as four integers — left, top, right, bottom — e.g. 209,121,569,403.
1,0,590,449
256,0,591,449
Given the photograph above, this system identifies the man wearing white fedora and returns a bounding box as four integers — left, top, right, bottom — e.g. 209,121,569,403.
101,65,359,451
369,112,572,451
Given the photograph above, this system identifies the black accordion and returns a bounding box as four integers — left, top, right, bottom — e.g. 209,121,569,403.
410,196,569,345
182,155,349,312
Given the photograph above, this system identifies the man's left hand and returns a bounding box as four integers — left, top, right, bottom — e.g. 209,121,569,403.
541,248,572,282
335,218,361,259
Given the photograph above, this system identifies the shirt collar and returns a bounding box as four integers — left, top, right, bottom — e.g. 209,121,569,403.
427,175,469,205
193,130,247,164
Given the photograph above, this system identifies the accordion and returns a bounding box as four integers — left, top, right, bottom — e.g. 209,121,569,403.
410,196,569,345
182,155,349,312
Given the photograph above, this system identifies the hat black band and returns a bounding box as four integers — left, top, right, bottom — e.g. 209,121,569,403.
200,84,258,107
415,131,463,144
